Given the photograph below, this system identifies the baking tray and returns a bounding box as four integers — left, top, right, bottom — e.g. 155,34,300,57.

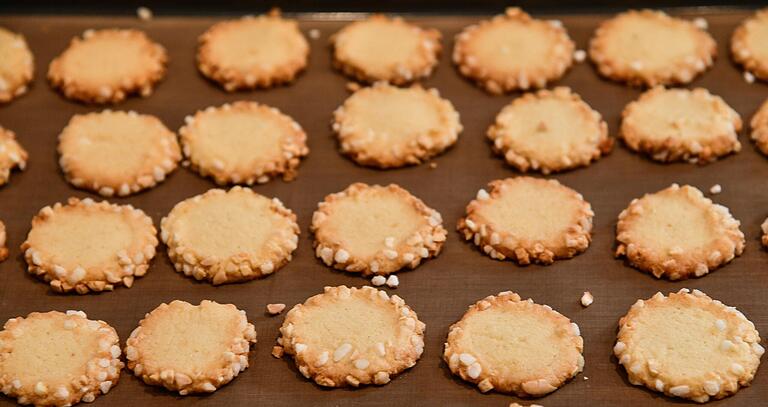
0,9,767,407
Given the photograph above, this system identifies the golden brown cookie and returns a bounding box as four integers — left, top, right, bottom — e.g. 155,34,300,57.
0,219,7,262
732,9,768,82
0,27,34,103
0,125,27,187
750,98,768,156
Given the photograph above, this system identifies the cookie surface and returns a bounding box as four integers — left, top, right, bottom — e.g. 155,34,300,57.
750,98,768,156
278,285,425,388
311,183,446,276
332,82,461,168
487,87,612,174
0,310,123,406
160,187,299,285
21,197,158,294
589,10,716,86
125,300,257,395
0,27,34,103
48,29,167,104
0,220,7,262
0,125,28,187
615,184,744,280
615,289,763,403
458,177,593,265
180,101,308,185
453,8,574,94
732,9,768,81
621,87,742,164
332,15,441,84
444,291,584,396
58,110,181,197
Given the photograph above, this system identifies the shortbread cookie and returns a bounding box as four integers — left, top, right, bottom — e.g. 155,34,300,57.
732,9,768,81
615,289,763,403
453,8,575,94
160,187,299,285
444,291,584,396
458,177,593,265
332,15,441,84
615,184,745,280
125,300,257,395
487,87,612,174
48,29,167,104
332,82,461,168
21,197,158,294
0,27,34,103
197,10,309,91
58,110,181,197
621,87,742,164
0,310,123,406
0,125,28,186
180,101,308,185
589,10,716,86
311,183,446,276
0,220,7,262
277,285,425,387
750,99,768,155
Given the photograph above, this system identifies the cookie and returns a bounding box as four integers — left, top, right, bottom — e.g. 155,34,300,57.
277,285,425,387
331,15,441,84
0,220,7,262
444,291,584,396
615,289,764,403
750,98,768,156
0,27,34,103
311,183,446,276
125,300,257,395
458,177,593,265
589,10,716,86
615,184,745,280
453,8,575,94
48,29,167,104
0,310,123,406
21,197,158,294
620,87,742,164
0,125,28,187
197,10,309,91
487,87,612,174
58,110,181,197
160,187,299,285
732,9,768,82
180,101,309,185
332,82,462,168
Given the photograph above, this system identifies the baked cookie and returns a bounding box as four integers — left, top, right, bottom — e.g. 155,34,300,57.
458,177,593,265
48,29,167,104
487,87,612,174
615,289,764,403
180,101,308,185
0,125,28,187
589,10,716,86
332,15,441,84
311,183,446,276
444,291,584,396
197,10,309,91
160,187,299,285
332,82,461,168
620,87,742,164
732,9,768,82
0,27,34,103
21,197,158,294
125,300,257,395
277,285,425,387
615,184,744,280
750,98,768,156
0,310,123,406
453,8,575,94
0,219,7,262
58,110,181,197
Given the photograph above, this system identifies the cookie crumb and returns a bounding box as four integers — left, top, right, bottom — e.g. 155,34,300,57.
308,28,321,40
744,71,756,84
137,6,153,21
371,275,386,286
346,81,361,92
386,275,399,288
580,291,594,307
267,303,286,315
584,376,589,380
709,184,722,194
573,49,587,62
428,162,438,169
693,17,708,30
272,345,284,358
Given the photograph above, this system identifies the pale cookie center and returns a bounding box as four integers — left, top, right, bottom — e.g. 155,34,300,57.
0,31,27,82
62,37,155,83
345,90,443,144
629,93,732,141
471,22,553,71
210,21,305,70
627,193,717,252
745,21,768,61
340,22,422,73
604,18,698,69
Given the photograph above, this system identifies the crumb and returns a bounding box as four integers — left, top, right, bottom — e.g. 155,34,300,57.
346,81,361,92
386,275,399,288
371,275,386,286
745,71,756,84
693,17,708,30
136,6,153,21
573,49,587,63
584,376,589,380
266,303,286,315
580,291,593,307
428,162,438,169
308,28,321,40
271,345,284,358
709,184,722,194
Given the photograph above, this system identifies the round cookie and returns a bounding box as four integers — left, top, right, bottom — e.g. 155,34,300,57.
444,291,584,396
311,183,446,276
615,184,745,280
125,300,257,395
589,10,716,86
458,177,593,265
0,219,7,262
620,87,742,164
453,8,575,94
0,125,28,187
487,87,612,174
732,9,768,82
332,82,462,168
180,101,309,185
0,310,123,406
331,15,441,84
615,289,764,403
750,98,768,156
58,110,181,197
21,197,158,294
160,187,299,285
0,27,34,103
197,10,309,91
277,285,425,387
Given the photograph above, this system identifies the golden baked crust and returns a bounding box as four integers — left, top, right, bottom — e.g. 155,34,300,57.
731,9,768,81
750,98,768,156
0,125,28,187
0,27,34,103
0,220,7,262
